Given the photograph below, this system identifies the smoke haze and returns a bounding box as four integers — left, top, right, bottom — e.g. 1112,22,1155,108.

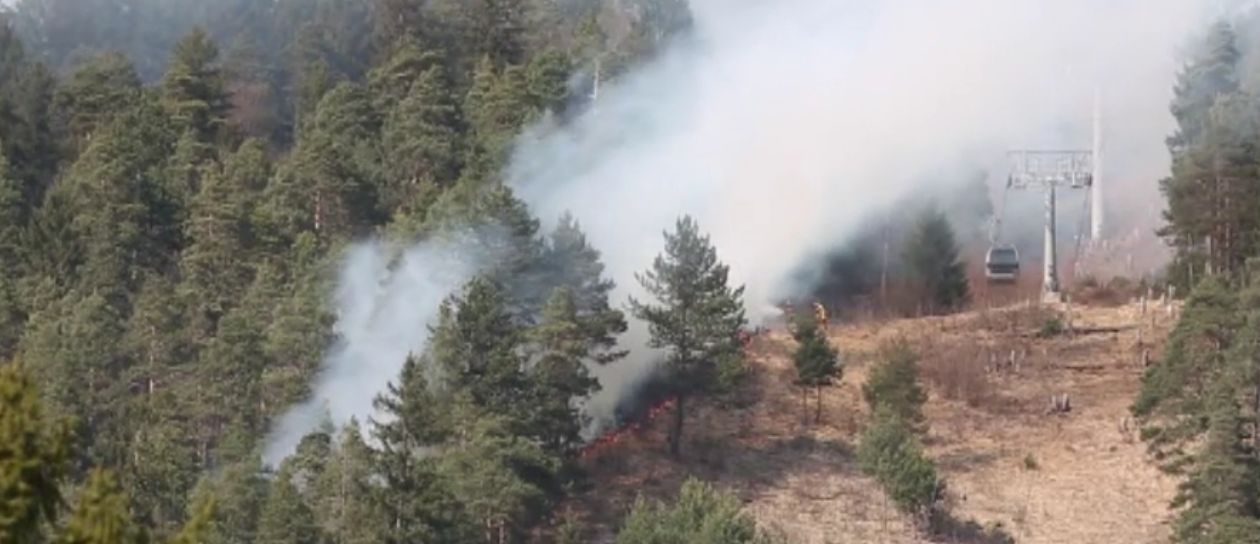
512,0,1235,314
508,0,1243,429
262,241,480,465
267,0,1248,461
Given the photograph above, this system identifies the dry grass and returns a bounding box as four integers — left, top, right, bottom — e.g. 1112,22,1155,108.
561,301,1180,544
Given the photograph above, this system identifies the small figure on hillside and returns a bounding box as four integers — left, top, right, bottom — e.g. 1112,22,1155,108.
813,302,828,329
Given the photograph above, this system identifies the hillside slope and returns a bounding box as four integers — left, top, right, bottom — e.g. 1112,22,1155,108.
569,301,1179,543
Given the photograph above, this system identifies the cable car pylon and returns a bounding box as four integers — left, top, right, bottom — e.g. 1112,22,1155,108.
1001,149,1094,302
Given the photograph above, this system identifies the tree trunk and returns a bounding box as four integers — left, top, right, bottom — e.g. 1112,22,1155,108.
815,385,823,423
801,387,807,424
669,394,685,457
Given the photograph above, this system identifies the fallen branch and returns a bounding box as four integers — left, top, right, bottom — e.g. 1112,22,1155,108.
1062,364,1106,372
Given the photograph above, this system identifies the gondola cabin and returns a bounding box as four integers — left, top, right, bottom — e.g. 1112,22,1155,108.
985,246,1020,283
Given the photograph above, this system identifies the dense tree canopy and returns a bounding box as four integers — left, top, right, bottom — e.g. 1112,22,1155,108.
11,2,1260,543
0,1,696,541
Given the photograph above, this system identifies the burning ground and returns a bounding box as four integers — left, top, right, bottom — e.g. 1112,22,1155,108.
560,300,1179,543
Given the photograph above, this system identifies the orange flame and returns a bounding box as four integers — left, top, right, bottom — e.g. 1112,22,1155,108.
578,328,761,461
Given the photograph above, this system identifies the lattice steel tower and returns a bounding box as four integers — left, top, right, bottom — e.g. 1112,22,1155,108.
1006,149,1093,301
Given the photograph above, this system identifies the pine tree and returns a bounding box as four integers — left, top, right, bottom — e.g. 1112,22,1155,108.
195,307,267,456
525,51,572,115
311,421,386,544
0,360,71,543
462,58,532,180
291,56,336,136
430,184,543,293
189,459,267,544
535,213,628,355
471,0,528,66
368,40,443,115
126,399,199,537
1158,22,1260,278
0,145,19,262
1135,277,1239,467
19,292,131,465
791,314,841,424
629,215,747,457
1169,22,1241,154
0,150,22,357
372,359,469,543
380,63,461,216
0,275,22,361
857,410,942,518
256,467,320,544
1170,379,1260,544
528,288,602,455
861,340,927,431
436,411,554,542
167,490,216,544
429,278,531,424
57,469,146,544
162,27,229,143
54,97,180,297
260,261,334,414
373,0,428,48
1161,91,1260,277
122,275,191,404
261,83,382,242
221,33,284,143
54,52,142,153
902,206,969,315
180,139,269,335
1232,273,1260,457
0,46,58,202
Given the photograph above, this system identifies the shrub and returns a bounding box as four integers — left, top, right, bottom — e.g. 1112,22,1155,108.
616,478,776,544
858,411,942,516
714,352,751,394
928,515,1016,544
862,340,927,428
919,341,992,407
1022,454,1038,471
1037,315,1065,338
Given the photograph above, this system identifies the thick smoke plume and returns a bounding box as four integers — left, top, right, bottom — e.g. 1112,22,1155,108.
267,0,1245,461
262,241,479,465
513,0,1234,313
510,0,1238,427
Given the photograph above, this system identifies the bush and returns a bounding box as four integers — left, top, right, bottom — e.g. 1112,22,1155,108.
1022,454,1038,471
858,411,942,516
919,340,992,407
928,515,1016,544
1037,315,1065,338
1070,275,1139,307
713,352,753,407
616,478,776,544
862,340,927,428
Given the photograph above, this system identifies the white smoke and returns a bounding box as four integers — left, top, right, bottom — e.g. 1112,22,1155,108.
266,0,1246,461
507,0,1242,426
262,240,480,465
512,0,1242,317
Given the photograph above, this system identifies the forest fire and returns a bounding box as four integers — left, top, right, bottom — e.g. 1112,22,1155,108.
578,328,761,461
579,395,678,460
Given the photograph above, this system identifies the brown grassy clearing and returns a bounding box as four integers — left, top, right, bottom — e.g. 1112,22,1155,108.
562,300,1179,544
